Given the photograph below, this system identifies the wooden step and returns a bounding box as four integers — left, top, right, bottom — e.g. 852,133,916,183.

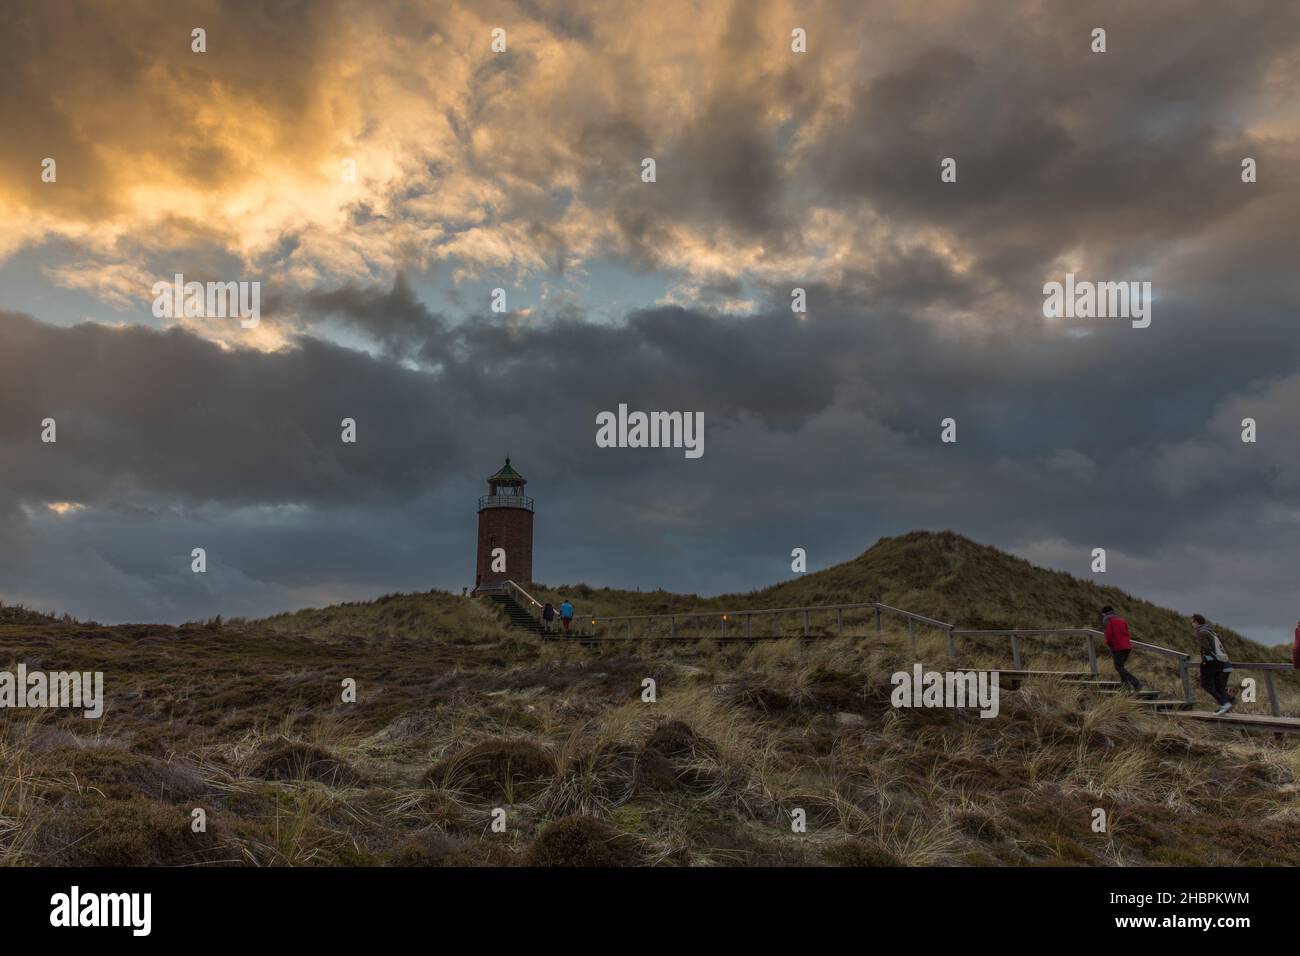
1060,678,1119,687
1173,711,1300,734
570,632,838,645
964,670,1093,679
1137,699,1194,711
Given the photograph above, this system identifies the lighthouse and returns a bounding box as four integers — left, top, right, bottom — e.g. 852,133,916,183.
474,458,534,590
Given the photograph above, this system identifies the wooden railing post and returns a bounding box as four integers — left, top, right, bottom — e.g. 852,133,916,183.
946,627,957,658
1265,671,1281,717
1086,634,1098,676
875,606,882,633
1011,634,1022,670
1180,661,1193,704
837,608,844,634
803,609,809,636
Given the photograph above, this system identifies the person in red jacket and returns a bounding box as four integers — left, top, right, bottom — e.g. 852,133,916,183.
1100,606,1144,692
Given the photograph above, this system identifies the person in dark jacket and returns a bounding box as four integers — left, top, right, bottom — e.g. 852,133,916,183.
1193,614,1234,714
1101,606,1143,692
541,602,555,634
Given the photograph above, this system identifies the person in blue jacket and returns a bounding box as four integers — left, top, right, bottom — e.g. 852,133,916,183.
559,599,574,635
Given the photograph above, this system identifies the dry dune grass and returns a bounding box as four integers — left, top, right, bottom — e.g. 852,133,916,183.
3,532,1299,866
2,608,1298,866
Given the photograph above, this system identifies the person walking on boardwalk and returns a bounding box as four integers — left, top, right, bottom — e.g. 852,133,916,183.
1193,614,1235,714
559,598,574,636
541,602,555,635
1100,606,1144,692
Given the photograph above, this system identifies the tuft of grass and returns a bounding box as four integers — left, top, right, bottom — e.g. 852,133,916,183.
426,739,555,804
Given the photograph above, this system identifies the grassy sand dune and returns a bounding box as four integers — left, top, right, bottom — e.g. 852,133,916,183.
1,532,1297,866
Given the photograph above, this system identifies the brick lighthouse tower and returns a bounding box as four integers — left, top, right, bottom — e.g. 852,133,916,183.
474,458,534,590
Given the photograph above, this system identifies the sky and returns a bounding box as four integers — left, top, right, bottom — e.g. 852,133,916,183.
1,1,1298,642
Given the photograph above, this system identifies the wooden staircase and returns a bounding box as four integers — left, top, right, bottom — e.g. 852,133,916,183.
505,592,1298,734
485,591,546,635
1059,676,1183,707
961,670,1192,710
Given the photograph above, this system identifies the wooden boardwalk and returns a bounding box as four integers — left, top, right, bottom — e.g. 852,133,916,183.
480,580,1300,735
1172,711,1300,735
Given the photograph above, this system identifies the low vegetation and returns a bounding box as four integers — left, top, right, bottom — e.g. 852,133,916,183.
1,532,1297,866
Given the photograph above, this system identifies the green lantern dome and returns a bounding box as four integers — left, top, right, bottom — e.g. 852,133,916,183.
488,457,525,483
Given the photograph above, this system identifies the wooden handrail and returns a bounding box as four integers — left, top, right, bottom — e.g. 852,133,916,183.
1228,661,1295,670
503,580,543,608
1209,660,1295,716
547,596,1300,714
874,602,953,628
1129,638,1192,661
952,627,1097,636
585,601,883,623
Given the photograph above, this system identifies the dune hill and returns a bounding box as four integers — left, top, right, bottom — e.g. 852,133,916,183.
1,531,1297,868
535,531,1283,663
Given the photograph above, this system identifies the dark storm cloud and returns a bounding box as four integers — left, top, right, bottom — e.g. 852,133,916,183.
801,1,1300,299
3,0,1300,642
5,243,1300,635
304,273,451,360
0,310,466,511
